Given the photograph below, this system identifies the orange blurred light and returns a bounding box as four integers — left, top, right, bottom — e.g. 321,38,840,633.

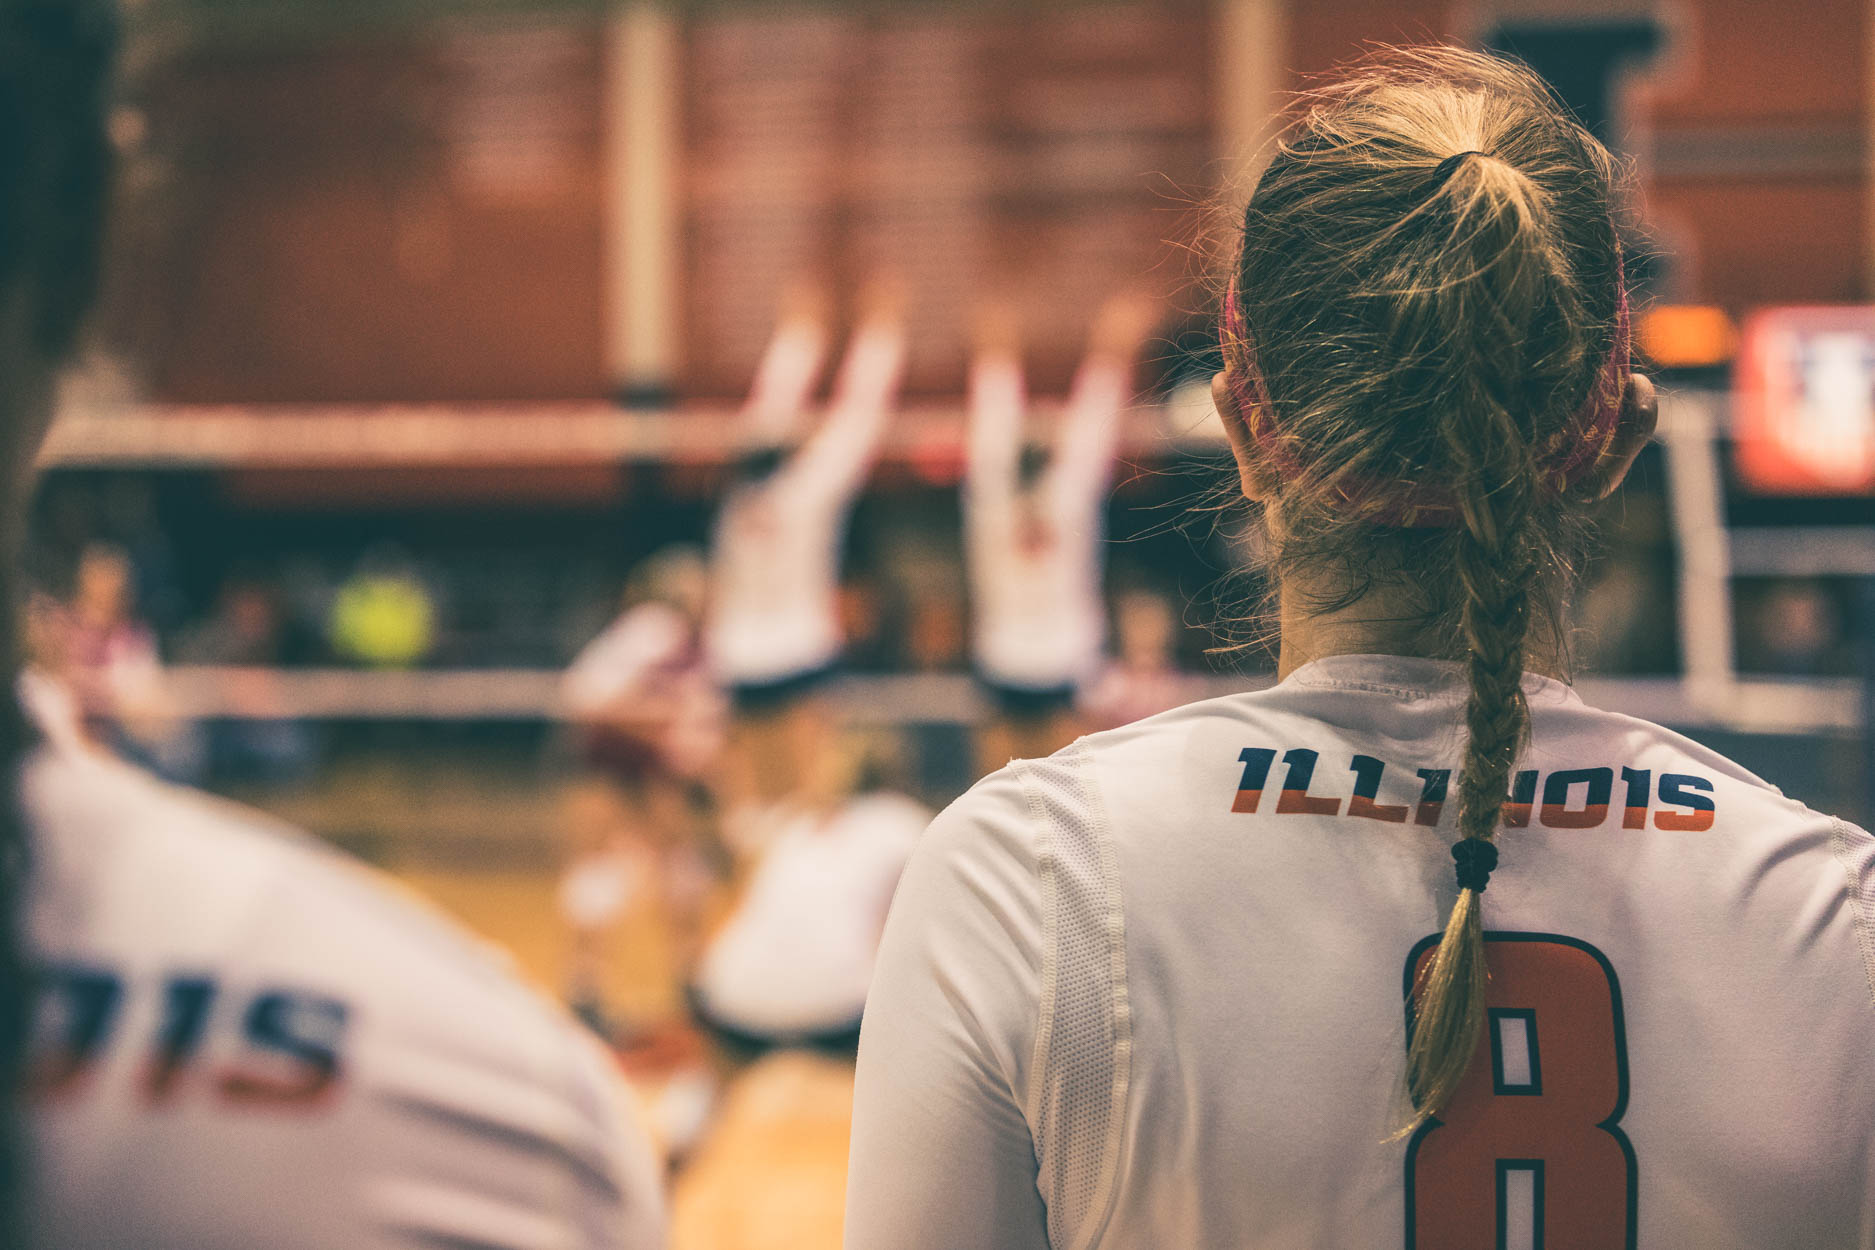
1637,304,1738,369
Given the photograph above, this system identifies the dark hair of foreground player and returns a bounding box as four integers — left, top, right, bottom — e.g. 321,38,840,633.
0,1,116,1238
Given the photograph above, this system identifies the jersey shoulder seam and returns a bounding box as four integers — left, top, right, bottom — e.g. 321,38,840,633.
1012,740,1133,1250
1828,816,1875,1022
1075,741,1133,1249
1017,756,1061,1136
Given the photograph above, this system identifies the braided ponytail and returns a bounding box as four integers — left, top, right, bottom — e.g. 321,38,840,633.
1226,47,1627,1133
1402,153,1559,1128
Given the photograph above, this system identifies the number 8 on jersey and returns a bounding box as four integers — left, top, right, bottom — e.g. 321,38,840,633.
1403,933,1636,1249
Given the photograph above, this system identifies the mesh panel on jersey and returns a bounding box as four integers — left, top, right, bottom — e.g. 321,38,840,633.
1019,745,1131,1250
1830,817,1875,1017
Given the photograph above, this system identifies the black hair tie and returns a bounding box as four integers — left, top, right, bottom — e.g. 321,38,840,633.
1451,838,1499,893
1432,150,1492,183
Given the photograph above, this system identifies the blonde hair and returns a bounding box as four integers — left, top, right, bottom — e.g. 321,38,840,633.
1223,46,1626,1130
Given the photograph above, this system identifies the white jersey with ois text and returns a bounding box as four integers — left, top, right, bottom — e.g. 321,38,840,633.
847,653,1875,1250
23,742,666,1250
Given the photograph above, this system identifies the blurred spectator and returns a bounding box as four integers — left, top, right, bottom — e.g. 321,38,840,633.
327,545,438,668
19,591,86,756
100,477,187,636
181,576,323,667
1575,558,1678,675
1571,455,1677,674
904,586,967,672
1083,587,1204,728
177,578,321,782
56,542,202,781
837,574,896,673
1738,578,1854,676
562,545,723,785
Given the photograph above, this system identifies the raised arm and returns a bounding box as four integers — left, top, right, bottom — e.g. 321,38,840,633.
741,290,831,447
786,300,907,506
964,308,1027,546
844,768,1050,1250
1049,294,1155,514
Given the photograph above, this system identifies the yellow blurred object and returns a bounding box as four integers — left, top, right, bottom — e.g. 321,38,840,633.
328,574,436,668
1637,304,1738,369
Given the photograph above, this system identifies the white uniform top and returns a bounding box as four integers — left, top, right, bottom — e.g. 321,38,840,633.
563,602,694,716
693,792,928,1039
965,352,1126,691
563,602,721,779
23,742,666,1250
847,654,1875,1250
706,325,904,687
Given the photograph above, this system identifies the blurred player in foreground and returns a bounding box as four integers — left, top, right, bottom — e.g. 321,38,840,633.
849,47,1875,1248
4,5,665,1246
965,295,1152,768
560,546,723,1033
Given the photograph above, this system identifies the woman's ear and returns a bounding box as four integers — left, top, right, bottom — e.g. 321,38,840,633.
1212,369,1272,504
1572,371,1658,503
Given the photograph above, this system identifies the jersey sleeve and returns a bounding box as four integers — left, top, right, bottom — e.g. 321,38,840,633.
356,1022,666,1250
1830,815,1875,1020
255,854,671,1250
844,766,1051,1250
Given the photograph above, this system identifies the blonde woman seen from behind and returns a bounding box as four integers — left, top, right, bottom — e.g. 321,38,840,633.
847,46,1875,1250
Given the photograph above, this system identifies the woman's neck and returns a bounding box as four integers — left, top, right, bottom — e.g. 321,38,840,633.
1273,574,1568,684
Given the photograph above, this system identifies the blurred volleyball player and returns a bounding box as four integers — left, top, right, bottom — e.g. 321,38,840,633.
690,292,913,1053
849,47,1875,1248
689,737,928,1052
965,297,1152,767
4,5,664,1247
560,547,723,1031
705,288,904,709
564,546,721,790
705,288,904,826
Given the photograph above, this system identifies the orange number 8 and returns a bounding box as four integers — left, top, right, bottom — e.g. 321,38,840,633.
1403,932,1636,1249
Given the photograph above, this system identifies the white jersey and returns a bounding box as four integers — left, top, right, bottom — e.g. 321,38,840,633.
563,602,721,778
23,742,666,1250
693,792,927,1039
706,324,904,687
847,654,1875,1250
966,352,1126,690
562,602,695,716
